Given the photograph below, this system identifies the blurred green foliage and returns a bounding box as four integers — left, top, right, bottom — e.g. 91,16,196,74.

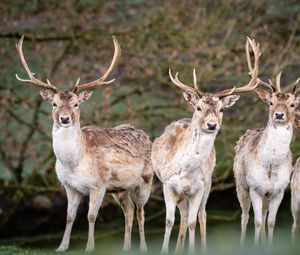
0,0,299,237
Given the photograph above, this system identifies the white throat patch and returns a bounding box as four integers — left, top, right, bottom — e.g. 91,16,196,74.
52,125,83,165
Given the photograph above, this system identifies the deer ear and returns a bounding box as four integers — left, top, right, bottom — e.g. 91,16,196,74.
221,95,240,108
78,90,93,103
182,91,199,106
40,90,55,102
294,119,300,129
295,96,300,107
256,88,270,103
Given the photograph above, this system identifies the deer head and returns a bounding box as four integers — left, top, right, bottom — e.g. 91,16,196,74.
169,37,261,133
257,72,300,128
15,35,121,128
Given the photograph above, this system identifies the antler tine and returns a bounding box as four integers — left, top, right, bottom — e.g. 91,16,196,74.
245,37,253,73
46,79,53,86
257,72,285,93
71,77,81,92
169,69,192,91
15,35,58,92
169,69,204,96
268,78,274,86
215,86,236,98
216,37,261,98
74,36,121,93
233,37,260,93
293,78,300,93
275,70,282,92
292,77,300,95
257,78,276,92
193,68,200,91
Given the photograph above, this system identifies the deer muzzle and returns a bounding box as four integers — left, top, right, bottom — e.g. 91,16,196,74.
59,114,72,127
273,111,286,122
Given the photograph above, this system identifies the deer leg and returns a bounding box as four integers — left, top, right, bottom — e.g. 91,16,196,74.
236,184,251,246
188,190,204,254
175,198,188,253
161,184,177,254
136,206,147,251
113,192,134,251
134,180,152,252
198,183,211,252
249,189,263,246
56,186,81,252
260,198,269,244
291,192,300,243
86,187,106,252
267,192,284,246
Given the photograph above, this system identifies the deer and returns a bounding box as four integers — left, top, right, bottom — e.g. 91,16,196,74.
151,37,261,254
291,155,300,242
290,96,300,242
234,70,300,246
15,35,153,252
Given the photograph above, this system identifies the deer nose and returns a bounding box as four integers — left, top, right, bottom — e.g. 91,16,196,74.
207,122,217,130
60,116,70,124
275,112,284,120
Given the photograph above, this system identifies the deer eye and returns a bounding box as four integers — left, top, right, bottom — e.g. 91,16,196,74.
291,103,295,108
269,102,273,106
196,106,201,111
52,103,57,107
220,108,224,113
74,103,79,107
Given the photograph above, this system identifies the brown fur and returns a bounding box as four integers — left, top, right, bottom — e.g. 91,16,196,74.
235,127,265,155
80,124,152,187
164,119,191,161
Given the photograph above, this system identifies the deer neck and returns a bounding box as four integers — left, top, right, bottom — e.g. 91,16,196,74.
185,116,217,158
52,123,85,167
259,122,293,161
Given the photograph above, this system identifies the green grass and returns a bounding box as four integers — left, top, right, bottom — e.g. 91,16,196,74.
1,220,300,255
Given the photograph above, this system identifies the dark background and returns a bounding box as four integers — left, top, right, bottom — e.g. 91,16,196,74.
0,0,300,253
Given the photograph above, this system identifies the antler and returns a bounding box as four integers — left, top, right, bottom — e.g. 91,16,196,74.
257,70,284,93
15,35,58,92
169,68,204,97
169,37,261,99
216,37,261,98
292,77,300,95
257,78,276,92
73,36,121,93
275,71,282,92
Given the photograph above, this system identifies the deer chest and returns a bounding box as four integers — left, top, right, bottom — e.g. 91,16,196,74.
167,153,213,196
55,160,97,194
